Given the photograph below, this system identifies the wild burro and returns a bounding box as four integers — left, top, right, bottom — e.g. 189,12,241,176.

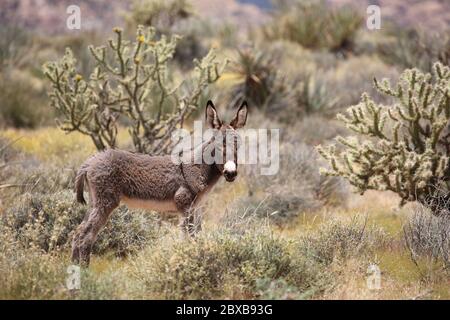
72,100,248,265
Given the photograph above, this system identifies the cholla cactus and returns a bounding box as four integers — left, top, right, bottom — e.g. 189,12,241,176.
318,62,450,213
43,25,225,154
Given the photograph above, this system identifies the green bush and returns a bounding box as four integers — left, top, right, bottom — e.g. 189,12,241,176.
1,155,79,209
0,224,140,299
128,0,209,68
263,1,363,53
286,216,386,293
228,47,338,122
0,205,386,299
0,228,68,299
229,47,281,108
279,72,338,119
129,0,192,31
0,25,32,72
318,62,450,215
0,25,48,128
129,214,384,299
0,76,48,128
0,136,21,178
255,278,307,300
3,190,164,256
131,223,292,299
0,137,28,208
298,217,386,265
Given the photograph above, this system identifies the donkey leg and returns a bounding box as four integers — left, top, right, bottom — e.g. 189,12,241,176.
71,222,84,264
190,207,203,234
77,203,117,266
71,211,91,264
174,186,198,236
180,214,197,236
180,205,203,236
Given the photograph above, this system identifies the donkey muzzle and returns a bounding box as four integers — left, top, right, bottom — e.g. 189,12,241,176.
224,161,237,182
224,170,237,182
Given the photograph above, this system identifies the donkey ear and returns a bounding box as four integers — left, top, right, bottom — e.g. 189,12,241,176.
230,101,248,129
205,100,222,129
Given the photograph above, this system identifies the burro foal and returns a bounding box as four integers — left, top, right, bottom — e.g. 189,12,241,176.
72,100,248,265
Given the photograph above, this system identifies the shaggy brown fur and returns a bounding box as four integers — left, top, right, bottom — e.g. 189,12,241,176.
71,101,248,265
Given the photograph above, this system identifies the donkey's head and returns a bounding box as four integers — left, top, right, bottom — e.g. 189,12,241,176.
205,100,248,182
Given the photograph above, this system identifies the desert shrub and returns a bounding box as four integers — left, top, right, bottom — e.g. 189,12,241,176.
404,205,450,270
0,204,386,299
15,164,76,195
325,56,399,110
298,216,386,266
228,47,281,108
0,136,21,179
318,62,450,215
0,155,78,210
0,76,48,128
290,116,347,146
263,0,363,53
216,22,239,49
43,25,225,154
284,216,388,297
278,72,338,119
269,56,397,122
378,27,450,73
0,228,68,299
0,25,34,71
94,206,165,257
285,216,386,293
128,0,208,68
258,44,397,121
130,213,384,299
129,0,192,31
0,25,48,128
130,221,292,299
0,137,21,210
0,224,141,299
3,191,87,252
238,142,347,225
172,28,208,69
227,47,337,122
2,190,163,256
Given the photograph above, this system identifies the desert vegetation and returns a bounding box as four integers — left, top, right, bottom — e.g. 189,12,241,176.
0,0,449,299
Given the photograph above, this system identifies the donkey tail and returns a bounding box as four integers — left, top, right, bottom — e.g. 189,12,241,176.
75,166,88,205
